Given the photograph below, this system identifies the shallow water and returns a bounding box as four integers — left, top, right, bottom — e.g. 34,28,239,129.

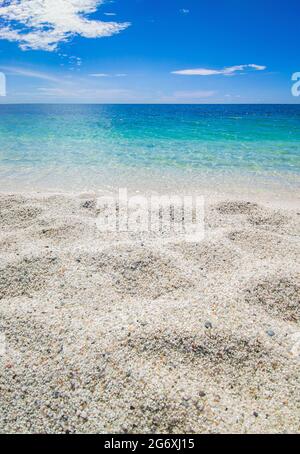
0,104,299,192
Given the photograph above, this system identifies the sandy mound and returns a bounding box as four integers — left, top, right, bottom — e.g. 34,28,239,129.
0,199,43,229
33,220,94,243
0,255,59,300
129,330,272,373
0,193,299,434
244,274,300,322
170,239,241,273
227,229,299,259
247,209,288,228
215,200,260,215
214,200,293,231
78,245,191,299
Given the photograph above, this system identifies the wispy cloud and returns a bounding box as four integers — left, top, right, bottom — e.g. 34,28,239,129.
173,90,216,99
89,73,110,77
0,0,130,51
172,64,266,76
0,66,60,82
36,86,133,101
89,73,127,78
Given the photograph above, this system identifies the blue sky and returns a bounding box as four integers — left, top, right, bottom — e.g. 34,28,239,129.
0,0,299,103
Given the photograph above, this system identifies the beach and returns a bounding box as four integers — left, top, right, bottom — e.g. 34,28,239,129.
0,189,299,433
0,0,299,437
0,103,299,433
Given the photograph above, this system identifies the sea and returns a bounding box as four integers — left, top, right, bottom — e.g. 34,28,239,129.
0,104,299,194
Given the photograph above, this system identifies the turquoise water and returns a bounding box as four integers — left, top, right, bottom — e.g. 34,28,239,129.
0,104,299,191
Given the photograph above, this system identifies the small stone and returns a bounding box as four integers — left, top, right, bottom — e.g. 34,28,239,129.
205,321,213,329
79,411,88,420
82,200,95,209
253,411,259,418
267,330,275,337
181,400,190,408
199,391,206,398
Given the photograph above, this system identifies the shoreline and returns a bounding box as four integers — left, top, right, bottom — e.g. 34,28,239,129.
0,180,299,210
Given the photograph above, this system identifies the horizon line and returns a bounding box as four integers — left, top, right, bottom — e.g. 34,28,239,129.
0,102,299,106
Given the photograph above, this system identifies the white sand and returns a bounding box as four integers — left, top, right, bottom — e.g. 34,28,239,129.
0,191,299,434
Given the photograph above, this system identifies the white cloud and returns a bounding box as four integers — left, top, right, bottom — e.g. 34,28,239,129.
0,0,130,51
172,64,266,76
173,90,215,99
180,9,190,14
